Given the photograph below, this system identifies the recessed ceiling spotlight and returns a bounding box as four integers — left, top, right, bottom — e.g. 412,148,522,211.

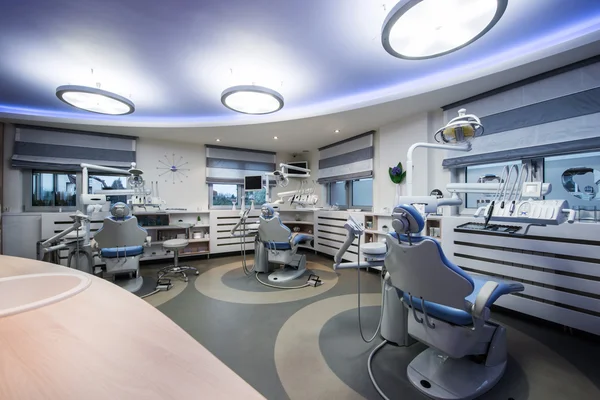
216,139,221,142
221,85,284,115
334,129,340,133
381,0,507,60
273,136,278,140
55,85,135,115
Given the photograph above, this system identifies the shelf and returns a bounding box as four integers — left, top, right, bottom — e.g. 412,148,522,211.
190,224,210,228
140,251,209,261
282,221,314,225
188,238,210,243
365,229,389,235
141,225,190,230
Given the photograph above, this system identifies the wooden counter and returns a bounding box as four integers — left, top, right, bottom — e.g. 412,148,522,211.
0,255,264,400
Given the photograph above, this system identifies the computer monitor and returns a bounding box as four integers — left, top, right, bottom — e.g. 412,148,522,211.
244,175,263,192
285,161,309,176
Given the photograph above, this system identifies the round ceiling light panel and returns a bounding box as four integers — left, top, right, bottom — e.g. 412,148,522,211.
55,85,135,115
382,0,508,60
221,85,284,115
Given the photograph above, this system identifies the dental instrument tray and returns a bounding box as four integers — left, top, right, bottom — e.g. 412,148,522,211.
456,222,521,234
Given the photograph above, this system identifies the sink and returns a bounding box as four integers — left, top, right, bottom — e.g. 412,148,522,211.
0,273,92,318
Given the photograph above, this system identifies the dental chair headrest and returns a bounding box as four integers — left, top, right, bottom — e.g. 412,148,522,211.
392,204,424,235
261,204,276,219
110,202,131,220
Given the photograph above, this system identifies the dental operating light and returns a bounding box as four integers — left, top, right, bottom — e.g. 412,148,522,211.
382,0,508,59
56,85,135,115
221,85,284,115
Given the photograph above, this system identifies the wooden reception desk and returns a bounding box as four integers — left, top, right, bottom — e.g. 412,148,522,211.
0,255,264,400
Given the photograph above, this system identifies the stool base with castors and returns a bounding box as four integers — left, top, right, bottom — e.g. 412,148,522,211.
157,239,199,283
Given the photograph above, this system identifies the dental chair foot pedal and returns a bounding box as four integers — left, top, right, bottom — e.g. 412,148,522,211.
307,274,322,287
156,278,173,291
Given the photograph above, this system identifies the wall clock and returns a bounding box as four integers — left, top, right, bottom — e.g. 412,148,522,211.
157,153,190,184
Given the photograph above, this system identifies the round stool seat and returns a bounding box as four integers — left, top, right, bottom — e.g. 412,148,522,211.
163,239,189,250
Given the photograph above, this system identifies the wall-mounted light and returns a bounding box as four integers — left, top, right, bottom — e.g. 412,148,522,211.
221,85,284,115
381,0,508,60
55,85,135,115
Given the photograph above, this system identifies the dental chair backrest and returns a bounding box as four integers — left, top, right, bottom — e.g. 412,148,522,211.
386,205,474,310
94,203,147,249
258,204,292,243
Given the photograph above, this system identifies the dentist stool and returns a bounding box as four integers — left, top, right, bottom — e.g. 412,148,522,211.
158,239,199,282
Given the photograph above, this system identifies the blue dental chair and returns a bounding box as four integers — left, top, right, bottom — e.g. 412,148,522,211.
93,203,149,293
385,205,524,400
257,205,313,282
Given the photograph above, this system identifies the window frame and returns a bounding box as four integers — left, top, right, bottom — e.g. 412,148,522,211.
326,178,373,211
209,183,269,209
24,170,81,212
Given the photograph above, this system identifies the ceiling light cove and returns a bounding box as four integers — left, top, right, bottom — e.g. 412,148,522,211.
55,85,135,115
221,85,284,115
382,0,508,60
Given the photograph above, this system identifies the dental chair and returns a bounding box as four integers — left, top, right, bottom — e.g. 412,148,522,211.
257,205,313,282
93,203,149,293
385,204,524,400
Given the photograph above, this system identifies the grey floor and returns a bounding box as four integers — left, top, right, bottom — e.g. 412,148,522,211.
141,253,600,400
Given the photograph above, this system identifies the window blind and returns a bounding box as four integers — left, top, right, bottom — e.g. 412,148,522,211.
11,125,137,170
317,131,374,184
205,145,276,184
442,58,600,168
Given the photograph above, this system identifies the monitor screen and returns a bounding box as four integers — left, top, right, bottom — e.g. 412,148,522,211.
285,161,309,176
244,175,263,191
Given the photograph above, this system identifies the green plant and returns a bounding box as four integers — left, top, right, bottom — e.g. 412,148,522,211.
389,162,406,184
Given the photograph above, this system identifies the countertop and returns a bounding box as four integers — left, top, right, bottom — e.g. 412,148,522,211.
0,255,264,400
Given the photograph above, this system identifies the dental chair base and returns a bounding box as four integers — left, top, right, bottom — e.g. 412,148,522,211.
267,254,307,282
406,313,508,400
102,248,145,293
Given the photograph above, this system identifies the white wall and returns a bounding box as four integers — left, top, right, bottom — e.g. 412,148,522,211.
373,110,448,211
136,138,208,210
3,124,23,212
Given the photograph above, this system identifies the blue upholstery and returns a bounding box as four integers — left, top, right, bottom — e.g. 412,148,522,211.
402,238,522,326
101,246,144,258
292,234,313,246
396,204,425,232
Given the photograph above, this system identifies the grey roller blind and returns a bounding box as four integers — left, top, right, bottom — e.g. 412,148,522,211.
11,125,137,170
442,58,600,168
317,131,374,184
205,145,276,184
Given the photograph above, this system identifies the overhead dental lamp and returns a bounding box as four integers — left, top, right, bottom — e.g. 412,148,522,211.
381,0,508,59
221,85,284,115
56,85,135,115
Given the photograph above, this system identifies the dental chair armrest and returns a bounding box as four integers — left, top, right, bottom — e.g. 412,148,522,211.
472,281,499,320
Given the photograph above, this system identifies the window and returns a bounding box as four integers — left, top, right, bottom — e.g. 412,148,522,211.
464,161,519,208
31,171,77,208
544,151,600,211
209,184,268,209
88,174,128,204
211,183,239,207
329,181,347,207
327,178,373,210
351,178,373,208
244,188,267,207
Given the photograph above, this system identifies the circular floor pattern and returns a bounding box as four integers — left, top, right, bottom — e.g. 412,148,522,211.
194,260,339,304
222,265,338,292
275,294,600,400
142,278,188,308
